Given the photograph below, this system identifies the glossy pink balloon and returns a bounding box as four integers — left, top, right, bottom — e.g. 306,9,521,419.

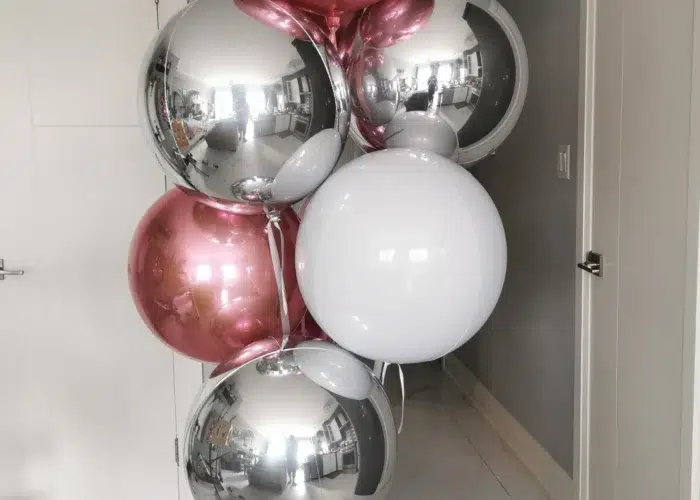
290,0,381,18
234,0,326,44
359,0,434,48
128,189,305,363
335,10,362,67
209,312,330,377
209,334,305,378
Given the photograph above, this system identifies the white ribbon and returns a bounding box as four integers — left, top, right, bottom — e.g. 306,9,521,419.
265,208,291,350
380,362,405,434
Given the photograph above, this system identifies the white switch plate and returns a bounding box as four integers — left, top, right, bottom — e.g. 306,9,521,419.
557,145,571,179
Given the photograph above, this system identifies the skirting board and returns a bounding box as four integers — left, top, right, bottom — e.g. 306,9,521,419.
443,353,574,500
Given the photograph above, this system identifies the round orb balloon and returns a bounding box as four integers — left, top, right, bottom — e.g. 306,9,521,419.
209,316,331,378
184,344,396,500
295,341,373,400
347,46,400,126
348,0,528,167
128,188,305,363
296,148,507,364
138,0,350,206
383,111,458,158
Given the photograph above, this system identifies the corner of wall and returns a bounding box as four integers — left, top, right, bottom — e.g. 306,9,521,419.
443,353,574,500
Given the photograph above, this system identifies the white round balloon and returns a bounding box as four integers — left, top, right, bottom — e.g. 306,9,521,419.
384,111,458,159
293,340,373,400
295,148,506,364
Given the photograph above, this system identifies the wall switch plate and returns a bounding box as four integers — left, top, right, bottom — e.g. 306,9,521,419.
557,145,571,179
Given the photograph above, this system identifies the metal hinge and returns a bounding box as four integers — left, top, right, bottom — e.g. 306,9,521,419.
174,437,180,466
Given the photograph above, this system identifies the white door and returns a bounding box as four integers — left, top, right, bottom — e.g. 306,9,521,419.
0,1,201,499
585,0,700,498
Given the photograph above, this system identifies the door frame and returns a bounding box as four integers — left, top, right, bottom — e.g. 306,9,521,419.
680,0,700,498
573,0,595,497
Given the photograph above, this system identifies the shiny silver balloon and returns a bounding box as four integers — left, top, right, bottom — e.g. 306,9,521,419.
383,111,458,159
138,0,350,206
184,343,396,500
347,46,400,126
349,0,528,167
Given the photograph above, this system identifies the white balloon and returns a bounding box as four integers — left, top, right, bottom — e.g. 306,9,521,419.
293,340,373,400
384,111,458,159
295,148,507,364
270,129,342,204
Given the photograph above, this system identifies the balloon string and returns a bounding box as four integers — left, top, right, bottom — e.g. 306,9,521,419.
380,363,405,434
265,209,291,351
327,15,340,46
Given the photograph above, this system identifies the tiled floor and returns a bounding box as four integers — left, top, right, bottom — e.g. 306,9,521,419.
384,363,551,500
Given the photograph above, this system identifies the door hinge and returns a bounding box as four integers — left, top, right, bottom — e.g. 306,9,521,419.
175,437,180,466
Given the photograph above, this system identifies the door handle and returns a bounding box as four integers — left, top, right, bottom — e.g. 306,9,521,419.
0,259,24,281
577,251,602,277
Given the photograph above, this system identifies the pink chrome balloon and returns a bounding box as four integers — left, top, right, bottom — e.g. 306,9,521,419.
209,313,329,378
234,0,326,44
176,186,267,216
335,10,362,67
289,0,381,18
347,45,399,125
359,0,434,48
128,189,305,363
209,334,305,378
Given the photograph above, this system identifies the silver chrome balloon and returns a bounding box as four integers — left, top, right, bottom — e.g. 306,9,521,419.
138,0,349,205
184,344,396,500
348,46,400,126
349,0,528,167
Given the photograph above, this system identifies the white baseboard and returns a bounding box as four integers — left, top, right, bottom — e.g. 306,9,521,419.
443,353,574,500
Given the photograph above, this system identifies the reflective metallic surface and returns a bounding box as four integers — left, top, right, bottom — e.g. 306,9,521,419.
349,0,527,167
127,188,305,363
139,0,350,205
185,344,396,500
348,47,400,126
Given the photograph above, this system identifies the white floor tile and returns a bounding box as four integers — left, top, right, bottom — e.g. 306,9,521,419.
497,471,550,500
384,365,550,500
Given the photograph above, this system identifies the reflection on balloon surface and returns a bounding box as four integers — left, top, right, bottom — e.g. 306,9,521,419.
348,0,527,167
185,345,396,499
128,188,305,363
138,0,349,205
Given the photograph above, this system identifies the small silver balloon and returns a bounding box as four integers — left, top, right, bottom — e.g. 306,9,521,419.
347,46,400,126
384,111,458,159
348,0,528,167
184,343,396,500
138,0,350,206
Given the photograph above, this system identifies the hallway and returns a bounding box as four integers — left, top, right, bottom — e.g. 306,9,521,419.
384,363,551,500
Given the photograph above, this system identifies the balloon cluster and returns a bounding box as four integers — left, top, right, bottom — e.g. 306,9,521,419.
243,0,451,155
129,1,522,498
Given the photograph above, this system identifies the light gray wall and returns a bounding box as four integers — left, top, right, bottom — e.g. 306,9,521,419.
456,0,580,477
